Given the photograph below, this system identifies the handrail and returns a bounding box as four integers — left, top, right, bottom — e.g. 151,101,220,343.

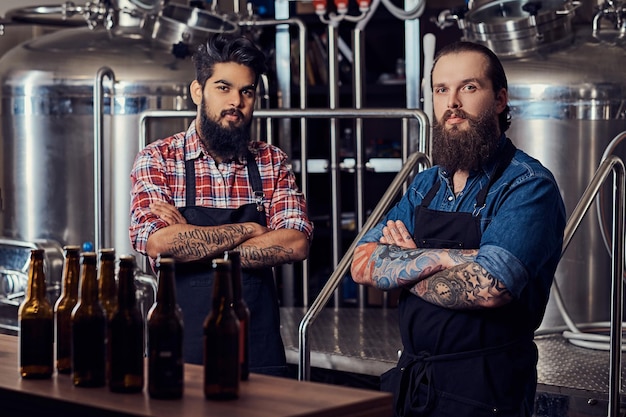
554,154,625,417
139,108,429,307
297,150,431,381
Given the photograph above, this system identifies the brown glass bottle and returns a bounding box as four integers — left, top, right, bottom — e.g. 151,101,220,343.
204,258,240,400
71,252,106,387
147,254,184,399
225,251,249,381
98,248,117,321
98,248,116,383
108,255,144,393
54,245,81,374
18,248,54,379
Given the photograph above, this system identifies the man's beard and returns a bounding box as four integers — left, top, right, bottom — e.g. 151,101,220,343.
199,100,251,162
431,107,500,174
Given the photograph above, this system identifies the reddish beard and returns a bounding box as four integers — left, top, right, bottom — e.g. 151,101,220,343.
431,107,500,174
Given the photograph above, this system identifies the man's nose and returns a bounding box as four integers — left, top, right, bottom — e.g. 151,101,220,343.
447,91,460,109
229,91,243,108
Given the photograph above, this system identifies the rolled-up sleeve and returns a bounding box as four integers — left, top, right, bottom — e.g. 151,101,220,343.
476,169,565,299
129,147,173,255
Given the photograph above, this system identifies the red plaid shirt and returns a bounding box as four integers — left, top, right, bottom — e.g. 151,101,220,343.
129,122,313,256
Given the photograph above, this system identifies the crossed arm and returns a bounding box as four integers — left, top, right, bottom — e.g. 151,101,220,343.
350,220,512,309
146,201,309,269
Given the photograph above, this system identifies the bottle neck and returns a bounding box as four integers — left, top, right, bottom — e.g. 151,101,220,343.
62,252,80,299
212,271,233,310
79,254,98,304
117,260,137,309
27,250,46,301
156,263,177,308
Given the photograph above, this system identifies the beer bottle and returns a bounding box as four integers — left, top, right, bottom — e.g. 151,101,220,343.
54,245,81,374
71,252,106,387
98,248,117,321
147,254,184,399
225,251,249,381
18,248,53,379
98,248,116,382
204,258,240,400
108,255,144,393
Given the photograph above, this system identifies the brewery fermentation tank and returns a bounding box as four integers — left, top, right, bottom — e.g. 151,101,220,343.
457,0,626,329
0,5,237,260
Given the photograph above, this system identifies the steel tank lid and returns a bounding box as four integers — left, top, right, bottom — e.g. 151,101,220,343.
503,30,626,102
0,26,195,97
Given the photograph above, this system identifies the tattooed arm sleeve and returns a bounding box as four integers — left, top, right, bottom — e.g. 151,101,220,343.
410,262,513,309
146,222,265,262
351,242,476,289
351,242,513,308
146,222,309,269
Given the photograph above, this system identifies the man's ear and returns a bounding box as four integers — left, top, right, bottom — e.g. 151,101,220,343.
190,80,203,106
496,88,508,113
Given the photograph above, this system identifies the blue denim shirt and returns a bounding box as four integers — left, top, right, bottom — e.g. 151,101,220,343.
359,136,566,314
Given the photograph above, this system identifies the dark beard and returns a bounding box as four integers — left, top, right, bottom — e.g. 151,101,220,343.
199,101,251,162
431,107,500,174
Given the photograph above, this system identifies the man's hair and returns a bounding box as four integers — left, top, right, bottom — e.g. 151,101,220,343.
192,34,267,88
430,41,511,133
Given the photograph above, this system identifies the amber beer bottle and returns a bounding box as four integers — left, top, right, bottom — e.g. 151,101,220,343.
98,248,116,382
71,252,106,387
108,255,144,393
18,249,54,379
204,258,240,400
147,255,184,399
98,248,117,321
225,251,250,380
54,245,81,374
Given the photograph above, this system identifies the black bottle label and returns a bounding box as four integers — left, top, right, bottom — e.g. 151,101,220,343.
72,317,106,386
20,317,53,376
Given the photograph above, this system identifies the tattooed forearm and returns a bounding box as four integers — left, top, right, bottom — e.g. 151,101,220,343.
237,245,295,268
167,224,255,260
368,245,457,289
410,262,512,309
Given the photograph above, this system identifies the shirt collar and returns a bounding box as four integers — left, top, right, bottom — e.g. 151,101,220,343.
184,121,204,162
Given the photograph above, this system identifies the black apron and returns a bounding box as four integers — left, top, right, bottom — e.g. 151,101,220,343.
382,142,537,417
175,151,287,376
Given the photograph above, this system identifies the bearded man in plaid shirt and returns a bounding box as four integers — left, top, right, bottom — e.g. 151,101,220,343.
130,34,313,376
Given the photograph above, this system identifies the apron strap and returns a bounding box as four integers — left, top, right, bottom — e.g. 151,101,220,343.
185,157,196,207
246,151,265,212
475,139,517,209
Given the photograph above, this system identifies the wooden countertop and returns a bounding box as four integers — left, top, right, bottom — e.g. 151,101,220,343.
0,334,391,417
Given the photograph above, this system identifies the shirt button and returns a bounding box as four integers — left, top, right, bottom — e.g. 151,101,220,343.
447,196,453,201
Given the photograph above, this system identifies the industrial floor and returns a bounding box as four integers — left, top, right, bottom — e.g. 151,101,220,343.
280,307,624,417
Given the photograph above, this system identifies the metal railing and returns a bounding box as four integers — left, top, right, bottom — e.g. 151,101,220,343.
554,148,626,417
297,149,431,380
139,107,430,305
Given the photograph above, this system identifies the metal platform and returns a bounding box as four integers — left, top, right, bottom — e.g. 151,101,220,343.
280,307,626,417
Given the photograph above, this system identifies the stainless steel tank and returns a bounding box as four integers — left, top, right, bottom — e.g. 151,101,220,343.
0,3,237,260
458,0,626,330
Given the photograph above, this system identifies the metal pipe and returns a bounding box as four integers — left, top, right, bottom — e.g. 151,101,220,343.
327,24,342,308
93,66,115,253
608,155,624,417
239,16,311,305
352,27,366,308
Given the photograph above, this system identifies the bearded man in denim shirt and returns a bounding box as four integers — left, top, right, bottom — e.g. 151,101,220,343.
351,41,566,417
